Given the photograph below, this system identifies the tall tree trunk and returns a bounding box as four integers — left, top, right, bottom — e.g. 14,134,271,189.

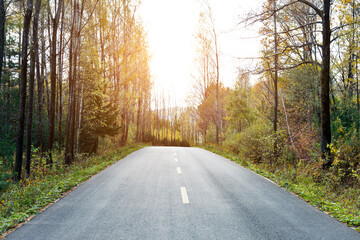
74,0,84,154
321,0,331,164
273,0,279,159
18,23,21,69
273,0,278,133
36,48,43,151
25,0,41,176
99,4,106,86
58,1,65,147
136,97,142,142
356,4,359,135
48,17,56,163
206,2,220,144
121,0,131,146
75,74,83,154
0,0,5,90
298,0,332,164
357,55,359,134
38,9,45,152
65,0,83,164
65,0,76,165
352,0,359,135
214,29,220,144
14,0,33,181
48,0,63,163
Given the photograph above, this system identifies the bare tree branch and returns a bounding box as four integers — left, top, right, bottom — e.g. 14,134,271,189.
297,0,323,17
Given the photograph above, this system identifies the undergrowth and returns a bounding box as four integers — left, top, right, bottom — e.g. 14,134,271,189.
0,145,143,236
203,144,360,232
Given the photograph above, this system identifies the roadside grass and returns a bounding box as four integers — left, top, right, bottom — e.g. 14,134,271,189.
0,145,144,236
203,144,360,232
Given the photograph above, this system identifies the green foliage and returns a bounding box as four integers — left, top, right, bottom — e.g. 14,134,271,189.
222,129,241,154
80,100,120,153
0,88,20,160
197,82,230,142
0,159,13,191
328,124,360,187
234,119,272,163
225,118,290,166
226,73,255,132
0,133,15,163
284,66,321,127
0,145,143,236
331,101,358,141
79,40,120,153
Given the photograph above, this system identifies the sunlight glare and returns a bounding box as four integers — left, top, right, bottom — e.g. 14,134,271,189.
138,0,263,106
138,0,200,106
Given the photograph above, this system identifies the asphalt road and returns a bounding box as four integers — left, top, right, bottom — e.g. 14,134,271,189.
6,147,360,240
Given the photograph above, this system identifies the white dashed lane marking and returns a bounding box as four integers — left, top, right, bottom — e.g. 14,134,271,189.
180,187,189,204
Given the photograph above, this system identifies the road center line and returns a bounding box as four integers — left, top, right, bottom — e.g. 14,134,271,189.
175,157,178,162
180,187,189,204
177,167,182,174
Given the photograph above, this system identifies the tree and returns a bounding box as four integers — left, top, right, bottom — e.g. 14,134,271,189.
331,0,359,134
318,0,332,162
197,82,229,143
252,0,334,161
0,0,5,90
37,6,45,153
48,0,63,163
226,71,255,132
194,0,221,144
14,0,33,181
58,0,65,148
25,0,41,176
204,1,221,144
78,36,119,152
281,0,332,160
273,0,279,135
65,0,84,165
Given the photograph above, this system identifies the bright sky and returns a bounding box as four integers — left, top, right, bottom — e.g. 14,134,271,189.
137,0,263,107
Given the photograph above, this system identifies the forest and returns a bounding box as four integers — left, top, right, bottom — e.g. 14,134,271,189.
0,0,154,181
1,0,360,235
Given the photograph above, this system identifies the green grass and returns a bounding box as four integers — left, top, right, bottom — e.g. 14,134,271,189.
202,144,360,232
0,145,144,236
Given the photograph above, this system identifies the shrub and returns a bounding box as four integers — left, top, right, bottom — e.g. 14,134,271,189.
236,119,273,163
223,130,241,154
329,133,360,187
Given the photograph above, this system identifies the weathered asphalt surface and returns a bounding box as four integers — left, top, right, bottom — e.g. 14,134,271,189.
6,147,360,240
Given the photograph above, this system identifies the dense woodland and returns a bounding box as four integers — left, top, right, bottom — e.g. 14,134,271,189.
193,0,360,189
0,0,154,181
0,0,360,195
